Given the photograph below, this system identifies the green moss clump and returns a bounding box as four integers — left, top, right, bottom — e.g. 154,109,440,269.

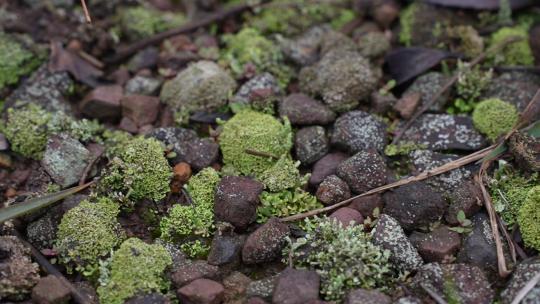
219,110,292,176
221,28,293,88
517,186,540,251
100,137,171,202
160,167,220,258
0,33,41,90
102,129,133,158
258,188,322,226
258,156,302,192
472,98,518,141
489,26,534,66
119,6,185,41
384,142,427,156
55,197,124,275
97,238,172,304
286,217,393,301
399,2,417,46
2,104,51,159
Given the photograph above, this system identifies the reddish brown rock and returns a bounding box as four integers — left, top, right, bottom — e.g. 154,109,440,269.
272,268,320,304
32,275,71,304
171,261,219,288
309,152,349,186
336,150,389,194
80,85,123,121
177,278,224,304
242,218,290,264
410,226,461,263
121,94,161,127
119,116,138,134
223,272,252,303
394,92,421,119
329,207,364,227
278,93,336,126
347,194,384,219
316,175,351,206
345,288,391,304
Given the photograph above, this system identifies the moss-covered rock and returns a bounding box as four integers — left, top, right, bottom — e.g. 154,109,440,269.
97,238,172,304
0,32,41,90
518,186,540,251
257,188,322,226
258,155,302,192
472,98,518,142
118,6,185,41
55,197,124,275
489,26,534,66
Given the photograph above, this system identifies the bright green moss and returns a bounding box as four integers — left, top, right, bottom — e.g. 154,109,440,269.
100,137,171,202
399,2,417,46
331,9,356,30
384,142,427,156
219,110,292,176
258,188,322,226
472,98,518,141
97,238,172,304
258,156,302,192
285,217,393,301
221,28,292,88
159,168,220,258
55,197,124,275
489,26,534,66
3,104,51,159
102,129,133,158
517,186,540,251
47,111,103,143
119,6,185,41
0,33,41,90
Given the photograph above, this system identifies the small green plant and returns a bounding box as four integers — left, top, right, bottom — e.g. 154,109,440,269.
399,2,418,46
258,156,304,192
118,6,185,40
488,26,534,66
257,188,322,226
378,80,396,96
448,61,493,114
0,32,42,90
472,98,519,142
448,210,473,234
384,142,426,156
517,186,540,251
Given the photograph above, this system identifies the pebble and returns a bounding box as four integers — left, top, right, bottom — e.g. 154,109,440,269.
336,150,389,194
294,126,329,165
278,93,336,126
242,218,290,264
331,110,387,153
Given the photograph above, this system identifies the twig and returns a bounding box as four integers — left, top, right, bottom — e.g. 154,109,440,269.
421,283,448,304
245,149,279,160
13,231,92,304
79,150,103,186
392,36,524,145
510,272,540,304
281,144,495,222
77,50,104,69
80,0,91,23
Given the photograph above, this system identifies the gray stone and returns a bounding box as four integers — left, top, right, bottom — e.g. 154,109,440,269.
26,212,58,250
232,73,282,110
483,72,540,117
403,72,450,111
0,236,40,301
331,110,387,153
501,258,540,304
280,26,330,66
295,126,329,165
336,150,389,194
246,276,276,301
279,93,335,126
208,231,246,266
124,75,162,95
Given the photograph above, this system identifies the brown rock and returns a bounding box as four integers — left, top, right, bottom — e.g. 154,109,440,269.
171,261,219,288
278,93,336,125
370,92,397,114
329,207,364,227
177,278,224,304
118,116,138,134
316,175,351,206
309,152,349,186
121,94,161,127
410,226,461,263
32,275,71,304
80,85,123,121
345,288,391,304
242,218,290,264
223,272,252,303
347,194,383,218
373,1,399,28
394,92,421,119
173,162,192,184
272,268,320,304
336,150,389,194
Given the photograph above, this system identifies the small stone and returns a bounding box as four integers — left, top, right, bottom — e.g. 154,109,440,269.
508,131,540,172
482,72,540,115
232,73,282,110
173,162,192,184
345,288,391,304
242,218,290,264
357,31,391,59
223,272,252,303
410,226,461,263
177,278,224,304
445,180,482,225
500,258,540,304
403,72,449,111
32,275,71,304
280,26,329,66
41,134,91,188
272,268,320,304
80,85,123,121
295,126,329,165
316,175,351,206
171,260,219,288
124,75,162,95
394,296,423,304
383,182,447,231
278,93,336,126
393,92,421,119
118,116,139,134
370,92,397,114
0,236,40,301
336,150,389,194
214,176,264,230
329,207,364,227
309,152,348,186
127,47,159,72
373,214,423,272
331,110,387,153
347,194,383,219
26,212,58,250
125,293,171,304
121,94,161,127
182,138,220,171
0,152,12,168
207,232,246,266
246,276,277,301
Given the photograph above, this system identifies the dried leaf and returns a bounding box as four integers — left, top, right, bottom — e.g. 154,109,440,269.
385,47,456,85
49,41,103,87
424,0,534,10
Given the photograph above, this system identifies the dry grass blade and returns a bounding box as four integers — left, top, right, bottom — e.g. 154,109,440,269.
510,271,540,304
80,0,91,23
421,283,448,304
281,145,495,222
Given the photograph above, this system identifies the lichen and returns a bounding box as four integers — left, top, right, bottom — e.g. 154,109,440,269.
219,110,292,176
55,197,124,276
257,188,322,226
159,167,220,258
118,6,185,41
257,155,303,192
517,186,540,251
99,137,172,202
102,129,133,158
488,26,534,66
399,2,417,46
285,217,394,301
0,32,41,90
472,98,518,142
97,238,172,304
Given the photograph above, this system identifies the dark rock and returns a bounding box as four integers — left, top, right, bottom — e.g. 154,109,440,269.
182,138,220,171
372,1,399,28
246,276,277,301
125,293,171,304
345,289,391,304
393,92,421,119
309,152,348,186
401,114,486,151
0,236,40,301
80,85,123,121
242,218,290,264
373,214,423,272
280,26,329,66
331,110,387,153
208,231,246,266
508,131,540,172
403,72,449,111
500,258,540,304
295,126,329,165
483,72,540,116
177,278,224,304
336,150,389,194
531,23,540,65
41,133,91,188
121,94,161,127
347,194,383,219
124,75,162,95
316,175,351,206
119,117,139,134
214,176,264,230
32,275,71,304
73,281,98,304
329,207,364,227
410,226,461,263
232,73,282,110
445,180,482,225
26,212,58,250
127,47,159,72
171,260,219,288
370,91,397,114
279,93,336,126
383,182,447,231
223,272,252,303
273,268,320,304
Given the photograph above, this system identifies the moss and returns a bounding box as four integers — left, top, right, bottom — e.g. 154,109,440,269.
472,98,518,142
219,110,292,176
257,187,322,225
97,238,172,304
448,61,493,114
517,186,540,251
399,2,417,46
0,33,41,90
384,142,426,157
47,111,104,143
100,137,171,202
221,28,293,88
55,197,124,276
102,129,133,158
119,6,185,41
258,155,302,192
160,168,220,258
285,217,393,301
447,25,484,58
331,9,356,30
489,26,534,66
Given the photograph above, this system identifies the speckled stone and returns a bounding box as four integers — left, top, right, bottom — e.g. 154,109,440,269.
279,93,336,126
345,288,391,304
0,236,40,301
316,175,351,206
124,75,162,95
336,150,389,194
482,72,540,117
403,72,450,111
232,73,282,107
280,25,330,66
242,218,290,264
500,258,540,304
331,110,387,153
409,226,461,263
295,126,329,165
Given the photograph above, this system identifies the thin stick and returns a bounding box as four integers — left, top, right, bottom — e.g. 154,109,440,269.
281,145,495,222
80,0,91,23
510,272,540,304
392,36,523,145
421,283,448,304
245,149,279,160
79,150,103,186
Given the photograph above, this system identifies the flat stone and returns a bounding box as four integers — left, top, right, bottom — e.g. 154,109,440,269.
316,175,351,206
294,126,329,165
171,260,219,288
309,152,348,187
177,278,224,304
207,232,246,266
336,150,389,194
329,207,364,227
121,94,160,127
80,85,123,121
273,268,320,304
403,72,450,111
32,275,71,304
410,226,461,263
331,110,387,153
345,289,391,304
242,218,290,264
279,93,336,126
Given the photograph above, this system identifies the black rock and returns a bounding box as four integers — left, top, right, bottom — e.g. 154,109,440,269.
295,126,329,165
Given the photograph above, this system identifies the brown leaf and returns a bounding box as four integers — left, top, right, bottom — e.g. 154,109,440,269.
424,0,534,10
48,41,103,87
